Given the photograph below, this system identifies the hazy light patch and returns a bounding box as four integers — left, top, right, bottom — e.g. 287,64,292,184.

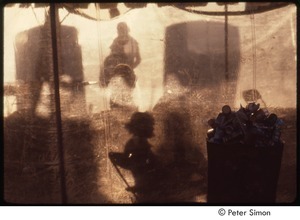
133,82,164,112
3,96,17,117
35,83,52,117
4,6,46,82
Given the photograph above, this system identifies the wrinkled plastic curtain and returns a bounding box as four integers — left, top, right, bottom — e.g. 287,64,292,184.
3,4,296,204
4,4,296,113
231,6,296,108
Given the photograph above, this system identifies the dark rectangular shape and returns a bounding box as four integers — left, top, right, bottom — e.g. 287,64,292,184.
207,142,283,203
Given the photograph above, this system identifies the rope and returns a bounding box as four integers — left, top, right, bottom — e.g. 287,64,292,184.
95,2,108,148
30,4,41,26
60,11,70,24
95,3,113,198
95,3,105,86
250,13,257,101
224,4,229,80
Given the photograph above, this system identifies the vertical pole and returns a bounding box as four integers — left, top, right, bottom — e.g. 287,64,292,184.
49,3,68,204
224,3,229,80
250,13,257,101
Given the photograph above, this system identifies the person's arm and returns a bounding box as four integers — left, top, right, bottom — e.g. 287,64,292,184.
109,152,132,169
132,40,141,69
110,38,120,54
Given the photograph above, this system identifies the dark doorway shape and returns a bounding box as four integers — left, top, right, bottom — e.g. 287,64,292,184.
14,24,86,116
164,21,240,88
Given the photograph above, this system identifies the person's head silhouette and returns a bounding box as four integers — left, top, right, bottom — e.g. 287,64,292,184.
117,22,130,38
125,112,155,138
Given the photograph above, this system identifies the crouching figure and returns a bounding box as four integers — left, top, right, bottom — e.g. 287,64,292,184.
109,112,165,203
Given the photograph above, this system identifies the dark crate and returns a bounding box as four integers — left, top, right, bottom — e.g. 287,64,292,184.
207,141,283,203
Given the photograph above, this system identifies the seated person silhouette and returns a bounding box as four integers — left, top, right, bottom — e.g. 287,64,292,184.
100,22,141,88
106,64,137,109
109,112,162,202
162,112,207,189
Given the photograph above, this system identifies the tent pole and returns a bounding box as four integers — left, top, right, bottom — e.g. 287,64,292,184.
225,3,229,80
49,3,68,204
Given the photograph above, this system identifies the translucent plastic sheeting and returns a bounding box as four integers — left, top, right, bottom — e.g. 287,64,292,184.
4,4,296,115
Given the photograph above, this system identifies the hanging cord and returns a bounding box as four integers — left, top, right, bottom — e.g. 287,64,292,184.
95,3,105,87
250,13,257,101
224,3,229,80
95,3,113,198
60,11,70,24
30,4,41,26
223,3,236,107
95,3,108,149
